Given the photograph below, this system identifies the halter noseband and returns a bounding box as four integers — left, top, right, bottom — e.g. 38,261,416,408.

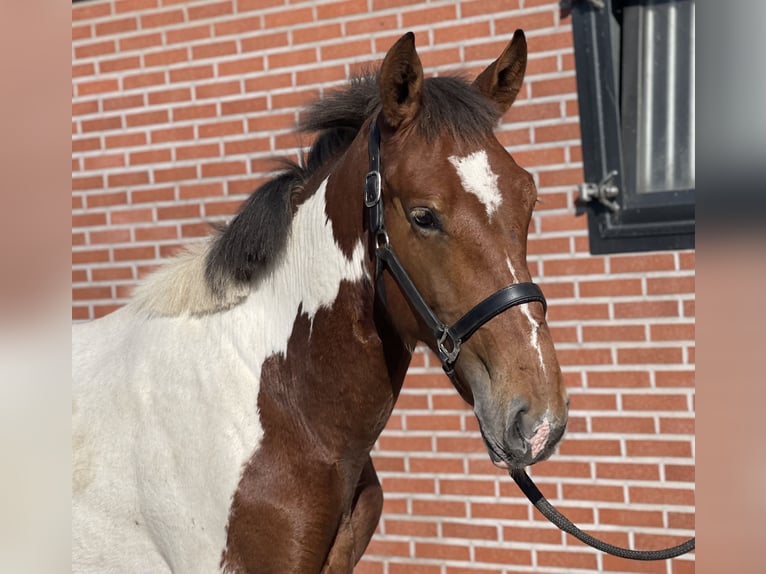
364,115,547,379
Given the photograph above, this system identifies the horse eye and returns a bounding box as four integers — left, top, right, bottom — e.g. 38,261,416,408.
410,208,439,230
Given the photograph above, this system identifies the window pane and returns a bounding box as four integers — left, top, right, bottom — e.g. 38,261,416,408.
622,0,695,194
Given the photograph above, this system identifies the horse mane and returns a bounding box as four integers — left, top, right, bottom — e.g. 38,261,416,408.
130,72,500,317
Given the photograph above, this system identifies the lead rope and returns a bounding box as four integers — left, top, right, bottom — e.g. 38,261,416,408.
510,468,695,560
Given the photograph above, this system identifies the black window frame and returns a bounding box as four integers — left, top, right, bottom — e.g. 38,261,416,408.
570,0,695,255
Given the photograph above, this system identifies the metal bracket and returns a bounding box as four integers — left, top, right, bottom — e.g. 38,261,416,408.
579,170,620,212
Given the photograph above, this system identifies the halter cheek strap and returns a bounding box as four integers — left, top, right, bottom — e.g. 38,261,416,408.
364,115,547,376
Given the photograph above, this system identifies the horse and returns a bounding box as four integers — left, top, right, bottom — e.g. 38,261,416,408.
72,30,569,573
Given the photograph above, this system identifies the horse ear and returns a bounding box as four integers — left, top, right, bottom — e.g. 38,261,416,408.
473,29,527,114
379,32,423,130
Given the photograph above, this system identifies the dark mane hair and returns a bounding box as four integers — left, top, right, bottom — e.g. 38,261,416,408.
205,72,499,297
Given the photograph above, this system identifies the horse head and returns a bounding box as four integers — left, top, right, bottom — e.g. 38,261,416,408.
372,32,569,469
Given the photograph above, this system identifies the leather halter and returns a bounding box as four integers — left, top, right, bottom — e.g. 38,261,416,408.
364,116,547,379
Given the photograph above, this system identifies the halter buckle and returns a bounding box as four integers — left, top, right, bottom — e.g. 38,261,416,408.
364,171,382,207
437,329,461,366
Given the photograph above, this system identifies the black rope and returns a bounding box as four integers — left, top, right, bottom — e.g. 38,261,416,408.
510,469,695,560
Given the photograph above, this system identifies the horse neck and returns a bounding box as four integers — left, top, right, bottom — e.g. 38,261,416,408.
251,144,412,458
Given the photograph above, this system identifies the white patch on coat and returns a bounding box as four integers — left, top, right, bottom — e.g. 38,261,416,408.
72,178,365,573
506,257,546,375
448,150,502,218
131,241,250,317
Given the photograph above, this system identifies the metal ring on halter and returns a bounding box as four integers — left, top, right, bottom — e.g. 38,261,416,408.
437,329,461,365
364,171,381,207
375,229,390,249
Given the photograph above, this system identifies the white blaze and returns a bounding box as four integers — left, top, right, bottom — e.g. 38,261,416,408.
448,150,502,218
506,257,546,375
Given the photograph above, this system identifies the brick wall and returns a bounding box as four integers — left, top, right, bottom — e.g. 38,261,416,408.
72,1,695,572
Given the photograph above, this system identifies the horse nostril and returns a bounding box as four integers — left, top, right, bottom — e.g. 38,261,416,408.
506,397,532,451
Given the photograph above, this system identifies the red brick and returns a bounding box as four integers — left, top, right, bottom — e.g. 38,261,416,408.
582,324,646,342
218,56,265,76
385,519,438,538
614,300,680,318
73,1,111,20
187,0,233,20
154,166,198,184
558,438,622,457
105,133,148,148
535,121,581,143
199,120,245,138
74,40,116,59
169,64,214,83
460,0,521,17
195,80,241,100
192,40,237,60
630,486,694,506
646,276,695,295
78,78,120,96
596,462,660,481
99,56,141,74
201,161,247,178
165,25,211,46
538,167,583,187
555,348,613,366
135,226,179,242
176,143,221,161
171,104,216,123
123,70,166,90
119,32,163,52
110,208,155,224
86,192,128,209
664,464,695,483
145,47,189,67
151,126,195,144
125,109,169,128
407,456,464,474
181,223,214,238
268,48,318,71
108,171,150,187
538,550,598,570
73,249,110,264
129,149,172,165
131,187,175,204
73,213,107,228
617,347,683,365
92,267,134,282
102,94,145,112
439,479,495,497
115,0,158,13
320,39,371,62
579,278,643,297
625,439,693,458
222,138,270,156
473,546,531,566
415,541,470,562
602,555,669,573
114,246,156,261
95,17,138,37
587,370,651,388
220,96,268,116
591,416,655,434
622,394,689,412
89,229,131,245
81,116,122,133
157,203,201,220
147,87,191,105
140,9,184,29
240,31,289,52
73,286,113,301
659,417,695,434
73,175,105,191
264,6,313,28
